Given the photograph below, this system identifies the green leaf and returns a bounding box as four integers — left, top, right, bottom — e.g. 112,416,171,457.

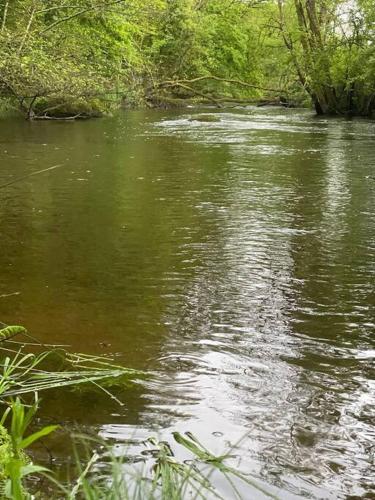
20,425,59,449
20,464,50,478
173,431,207,459
0,326,27,341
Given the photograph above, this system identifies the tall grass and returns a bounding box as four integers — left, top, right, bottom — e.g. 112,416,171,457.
0,324,145,499
0,325,278,499
63,432,278,500
0,397,55,499
0,348,144,399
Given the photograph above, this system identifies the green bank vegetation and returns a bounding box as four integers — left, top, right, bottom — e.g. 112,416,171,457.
0,326,274,499
0,324,144,498
0,0,374,119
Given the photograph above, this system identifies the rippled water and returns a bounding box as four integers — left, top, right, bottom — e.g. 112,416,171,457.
0,108,374,498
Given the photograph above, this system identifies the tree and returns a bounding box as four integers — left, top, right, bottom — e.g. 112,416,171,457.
277,0,375,115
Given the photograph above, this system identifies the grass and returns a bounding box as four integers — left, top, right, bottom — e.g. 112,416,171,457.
0,324,278,499
0,322,146,498
58,432,278,500
0,348,144,399
0,397,54,499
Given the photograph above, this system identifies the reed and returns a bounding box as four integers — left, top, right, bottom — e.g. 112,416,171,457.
63,433,278,500
0,326,145,499
0,326,277,499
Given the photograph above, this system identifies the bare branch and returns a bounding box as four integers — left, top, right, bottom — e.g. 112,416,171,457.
18,5,36,54
158,75,284,94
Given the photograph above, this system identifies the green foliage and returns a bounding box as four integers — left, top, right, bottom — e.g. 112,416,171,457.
277,0,375,115
64,433,277,499
149,0,267,99
0,327,27,342
0,398,53,499
0,0,288,116
0,0,373,116
0,0,151,117
0,332,146,498
0,424,13,484
0,348,144,399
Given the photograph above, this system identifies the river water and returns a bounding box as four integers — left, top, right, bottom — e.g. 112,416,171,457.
0,108,374,498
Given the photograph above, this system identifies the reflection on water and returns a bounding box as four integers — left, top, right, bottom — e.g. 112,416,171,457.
0,108,374,498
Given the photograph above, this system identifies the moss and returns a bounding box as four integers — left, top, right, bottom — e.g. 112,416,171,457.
0,424,31,498
0,425,13,483
32,96,107,118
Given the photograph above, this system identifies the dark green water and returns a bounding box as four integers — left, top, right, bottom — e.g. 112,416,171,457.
0,108,374,498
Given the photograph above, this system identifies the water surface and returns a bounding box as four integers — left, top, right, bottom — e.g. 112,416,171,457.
0,108,374,498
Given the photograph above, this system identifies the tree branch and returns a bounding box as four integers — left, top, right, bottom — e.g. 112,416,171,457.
18,5,36,54
165,82,223,107
1,0,9,32
158,75,284,94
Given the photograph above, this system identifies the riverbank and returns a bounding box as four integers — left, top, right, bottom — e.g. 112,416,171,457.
0,92,309,121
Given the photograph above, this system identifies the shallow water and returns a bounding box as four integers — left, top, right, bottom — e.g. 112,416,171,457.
0,107,374,498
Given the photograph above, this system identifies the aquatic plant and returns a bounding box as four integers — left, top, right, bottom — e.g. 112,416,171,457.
0,324,145,498
62,433,277,500
0,326,276,499
0,397,54,499
0,326,27,343
0,349,143,400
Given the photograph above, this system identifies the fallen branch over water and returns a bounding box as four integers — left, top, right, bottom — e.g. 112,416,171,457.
157,75,284,94
147,75,288,109
32,113,84,120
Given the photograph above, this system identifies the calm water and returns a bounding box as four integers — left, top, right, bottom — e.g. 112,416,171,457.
0,108,374,498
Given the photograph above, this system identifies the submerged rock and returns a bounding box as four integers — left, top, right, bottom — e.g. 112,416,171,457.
189,114,221,122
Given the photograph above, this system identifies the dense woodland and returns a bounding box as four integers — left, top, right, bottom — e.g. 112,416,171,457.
0,0,374,118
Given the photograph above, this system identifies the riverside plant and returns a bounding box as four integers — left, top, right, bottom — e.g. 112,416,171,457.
57,432,278,500
0,397,56,499
0,322,144,498
0,322,144,400
0,324,278,499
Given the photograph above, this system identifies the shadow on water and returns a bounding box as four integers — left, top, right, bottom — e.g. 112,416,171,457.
0,107,374,498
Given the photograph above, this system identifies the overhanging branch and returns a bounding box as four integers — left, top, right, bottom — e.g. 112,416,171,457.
158,76,284,94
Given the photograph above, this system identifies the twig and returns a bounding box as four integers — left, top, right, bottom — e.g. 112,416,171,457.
68,452,99,500
0,164,64,189
18,5,36,54
0,292,20,299
1,0,9,32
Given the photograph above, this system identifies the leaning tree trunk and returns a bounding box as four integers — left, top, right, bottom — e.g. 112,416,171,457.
283,0,374,116
293,0,341,114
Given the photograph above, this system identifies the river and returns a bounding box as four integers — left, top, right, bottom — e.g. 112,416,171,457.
0,107,374,498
